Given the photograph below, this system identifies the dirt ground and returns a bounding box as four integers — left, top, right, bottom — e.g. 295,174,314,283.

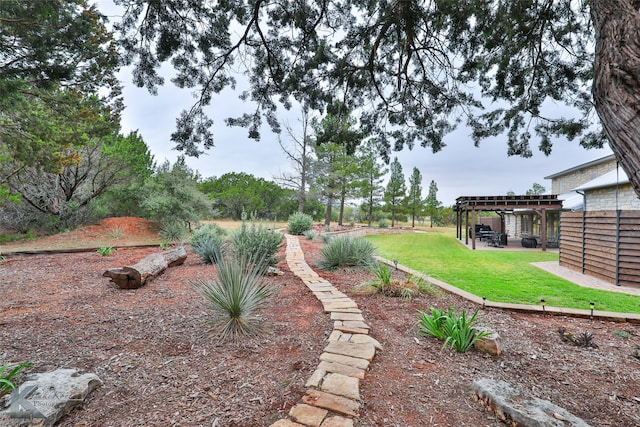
1,218,640,426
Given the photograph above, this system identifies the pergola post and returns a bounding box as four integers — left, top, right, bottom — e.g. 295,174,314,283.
471,209,477,250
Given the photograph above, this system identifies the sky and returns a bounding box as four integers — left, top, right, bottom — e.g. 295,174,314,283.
99,2,613,207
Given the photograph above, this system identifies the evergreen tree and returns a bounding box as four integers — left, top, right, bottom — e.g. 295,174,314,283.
384,157,406,228
356,138,387,227
425,180,442,228
406,167,423,228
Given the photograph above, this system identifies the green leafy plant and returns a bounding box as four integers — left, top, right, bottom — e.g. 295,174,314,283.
96,246,115,256
190,225,226,264
191,252,276,343
378,218,389,228
303,230,316,240
230,220,283,268
287,212,314,235
317,235,376,270
1,361,32,399
358,265,436,300
418,307,490,352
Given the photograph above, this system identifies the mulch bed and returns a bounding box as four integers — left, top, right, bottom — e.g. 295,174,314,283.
1,219,639,426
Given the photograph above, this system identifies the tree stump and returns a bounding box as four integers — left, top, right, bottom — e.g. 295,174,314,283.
103,246,187,289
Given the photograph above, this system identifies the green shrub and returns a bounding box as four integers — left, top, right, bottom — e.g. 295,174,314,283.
378,218,389,228
230,221,283,267
1,361,32,399
303,230,316,240
288,212,314,235
417,307,490,352
317,235,376,270
320,234,332,244
191,253,276,343
159,221,188,245
97,246,115,256
190,225,226,264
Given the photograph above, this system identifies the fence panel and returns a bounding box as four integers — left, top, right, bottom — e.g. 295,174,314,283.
560,210,640,288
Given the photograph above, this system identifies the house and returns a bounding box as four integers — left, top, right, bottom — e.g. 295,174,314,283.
549,154,640,288
503,154,621,247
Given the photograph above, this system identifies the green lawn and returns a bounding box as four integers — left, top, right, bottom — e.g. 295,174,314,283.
366,232,640,314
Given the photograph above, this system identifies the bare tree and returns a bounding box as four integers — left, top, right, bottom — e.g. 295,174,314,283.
276,110,313,213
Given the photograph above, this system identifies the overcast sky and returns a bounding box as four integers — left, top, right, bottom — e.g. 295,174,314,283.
100,2,613,207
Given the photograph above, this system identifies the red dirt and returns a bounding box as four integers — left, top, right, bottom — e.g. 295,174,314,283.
1,217,639,426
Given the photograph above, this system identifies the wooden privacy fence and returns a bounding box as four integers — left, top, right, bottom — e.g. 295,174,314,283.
560,210,640,288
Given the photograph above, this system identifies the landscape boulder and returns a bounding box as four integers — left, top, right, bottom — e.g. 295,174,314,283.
0,368,102,427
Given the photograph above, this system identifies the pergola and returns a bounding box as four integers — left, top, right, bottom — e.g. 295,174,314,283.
455,195,563,251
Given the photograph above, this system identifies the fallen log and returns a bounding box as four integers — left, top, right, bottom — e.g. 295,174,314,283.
103,246,187,289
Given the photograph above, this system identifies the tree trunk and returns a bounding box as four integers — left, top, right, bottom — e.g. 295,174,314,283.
103,246,187,289
338,190,346,225
324,196,333,226
591,0,640,197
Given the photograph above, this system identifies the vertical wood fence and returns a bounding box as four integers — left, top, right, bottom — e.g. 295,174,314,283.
560,210,640,288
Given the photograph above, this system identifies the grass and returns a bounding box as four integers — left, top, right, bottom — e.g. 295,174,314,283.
366,231,640,314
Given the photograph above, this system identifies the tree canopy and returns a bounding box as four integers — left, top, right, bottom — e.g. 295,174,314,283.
111,1,612,159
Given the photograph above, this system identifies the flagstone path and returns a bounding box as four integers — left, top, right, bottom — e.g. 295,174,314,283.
269,235,381,427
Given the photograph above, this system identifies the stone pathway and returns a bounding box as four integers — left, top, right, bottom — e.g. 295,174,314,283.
269,235,381,427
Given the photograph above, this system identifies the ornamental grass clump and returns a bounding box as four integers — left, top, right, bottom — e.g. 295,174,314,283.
417,307,490,352
317,235,376,270
191,252,276,343
159,221,188,245
357,263,441,300
287,212,314,235
190,224,226,264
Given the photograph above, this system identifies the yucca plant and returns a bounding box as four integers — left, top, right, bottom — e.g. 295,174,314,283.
159,221,188,246
191,252,276,343
190,224,227,264
107,226,124,239
317,235,376,270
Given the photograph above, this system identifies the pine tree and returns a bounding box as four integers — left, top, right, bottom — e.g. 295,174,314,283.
384,157,406,228
406,167,423,228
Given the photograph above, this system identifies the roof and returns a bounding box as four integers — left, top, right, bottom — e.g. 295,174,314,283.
455,195,563,211
572,168,629,192
558,191,584,211
544,154,617,180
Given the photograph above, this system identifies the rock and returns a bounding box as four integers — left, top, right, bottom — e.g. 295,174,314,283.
472,378,592,427
0,368,102,427
267,266,285,276
473,327,502,356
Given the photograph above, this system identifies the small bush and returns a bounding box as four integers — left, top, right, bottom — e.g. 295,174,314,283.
159,221,188,245
303,230,316,240
107,226,124,239
190,225,226,264
97,246,115,256
288,212,314,235
357,263,438,300
317,235,376,270
230,221,283,267
191,252,276,343
417,307,490,352
320,234,332,244
378,218,389,228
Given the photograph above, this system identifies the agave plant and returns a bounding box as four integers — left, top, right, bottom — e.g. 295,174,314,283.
191,252,276,343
